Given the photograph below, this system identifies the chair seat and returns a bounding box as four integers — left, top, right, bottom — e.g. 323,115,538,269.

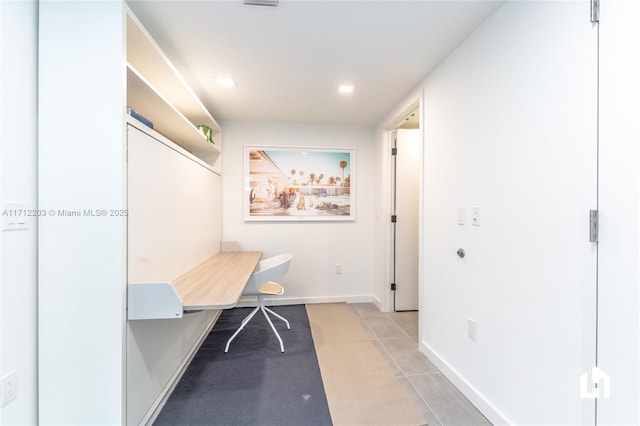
260,281,284,295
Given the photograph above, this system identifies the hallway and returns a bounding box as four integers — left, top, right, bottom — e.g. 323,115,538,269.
350,304,491,426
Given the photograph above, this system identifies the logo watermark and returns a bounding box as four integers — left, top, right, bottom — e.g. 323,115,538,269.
580,366,610,399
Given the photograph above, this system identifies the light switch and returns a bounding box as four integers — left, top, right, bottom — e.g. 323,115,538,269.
457,208,466,226
2,204,28,231
471,206,480,226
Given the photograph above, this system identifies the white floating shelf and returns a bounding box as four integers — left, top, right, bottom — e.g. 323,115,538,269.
127,65,221,164
126,118,218,174
126,12,221,134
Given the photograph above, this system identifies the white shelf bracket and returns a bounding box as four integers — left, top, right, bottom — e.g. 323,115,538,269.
128,282,183,320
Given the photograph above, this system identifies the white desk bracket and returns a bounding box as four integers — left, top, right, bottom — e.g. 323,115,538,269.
128,282,183,320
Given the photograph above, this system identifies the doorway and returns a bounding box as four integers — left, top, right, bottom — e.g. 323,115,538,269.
391,107,420,311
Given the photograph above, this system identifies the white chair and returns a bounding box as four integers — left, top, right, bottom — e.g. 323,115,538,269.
225,253,293,353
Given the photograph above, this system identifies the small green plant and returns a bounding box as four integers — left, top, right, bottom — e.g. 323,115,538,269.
197,124,214,144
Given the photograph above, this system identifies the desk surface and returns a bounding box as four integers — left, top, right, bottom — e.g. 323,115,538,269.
173,251,262,310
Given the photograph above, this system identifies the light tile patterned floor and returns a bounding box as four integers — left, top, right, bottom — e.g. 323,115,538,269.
349,303,492,426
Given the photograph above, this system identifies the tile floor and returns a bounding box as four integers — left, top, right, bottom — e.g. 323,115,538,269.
349,303,492,426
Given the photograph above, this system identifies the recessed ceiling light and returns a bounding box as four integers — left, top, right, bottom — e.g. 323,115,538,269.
216,77,237,88
338,84,354,94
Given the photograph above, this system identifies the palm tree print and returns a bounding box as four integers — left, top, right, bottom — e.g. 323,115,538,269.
339,160,348,183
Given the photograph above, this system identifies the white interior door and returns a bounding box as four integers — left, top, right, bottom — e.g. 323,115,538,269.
393,129,420,311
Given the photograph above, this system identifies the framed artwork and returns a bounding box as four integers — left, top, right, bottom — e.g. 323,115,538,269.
244,146,355,221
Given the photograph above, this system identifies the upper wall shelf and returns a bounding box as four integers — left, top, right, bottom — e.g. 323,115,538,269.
127,65,221,161
125,8,222,169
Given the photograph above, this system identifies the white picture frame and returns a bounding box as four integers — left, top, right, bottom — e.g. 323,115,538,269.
244,145,355,222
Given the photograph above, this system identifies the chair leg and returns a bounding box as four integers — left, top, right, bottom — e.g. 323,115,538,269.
261,305,285,353
263,306,290,330
224,296,290,353
224,305,260,353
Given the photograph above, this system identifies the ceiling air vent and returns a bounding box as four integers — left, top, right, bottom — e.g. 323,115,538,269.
244,0,278,6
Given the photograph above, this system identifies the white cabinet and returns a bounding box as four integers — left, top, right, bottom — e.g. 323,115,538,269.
39,3,225,425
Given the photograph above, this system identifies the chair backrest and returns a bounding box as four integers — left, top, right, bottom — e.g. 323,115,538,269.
244,253,293,295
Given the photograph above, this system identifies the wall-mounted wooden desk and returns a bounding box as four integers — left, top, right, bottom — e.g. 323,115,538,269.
128,251,262,320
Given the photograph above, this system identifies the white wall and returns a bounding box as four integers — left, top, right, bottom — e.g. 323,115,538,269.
221,121,376,305
38,2,127,424
378,1,601,424
0,1,38,424
372,128,390,309
597,0,640,423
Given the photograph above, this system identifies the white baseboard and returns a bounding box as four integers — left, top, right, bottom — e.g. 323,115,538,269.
370,296,382,311
235,294,376,307
420,341,512,426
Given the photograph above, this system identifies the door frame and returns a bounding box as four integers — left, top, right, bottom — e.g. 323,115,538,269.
380,93,424,315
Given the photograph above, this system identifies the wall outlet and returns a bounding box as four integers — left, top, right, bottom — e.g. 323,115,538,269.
335,264,342,274
467,318,477,342
1,371,17,406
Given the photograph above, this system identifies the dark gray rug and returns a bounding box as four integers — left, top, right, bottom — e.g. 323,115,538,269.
154,304,333,426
